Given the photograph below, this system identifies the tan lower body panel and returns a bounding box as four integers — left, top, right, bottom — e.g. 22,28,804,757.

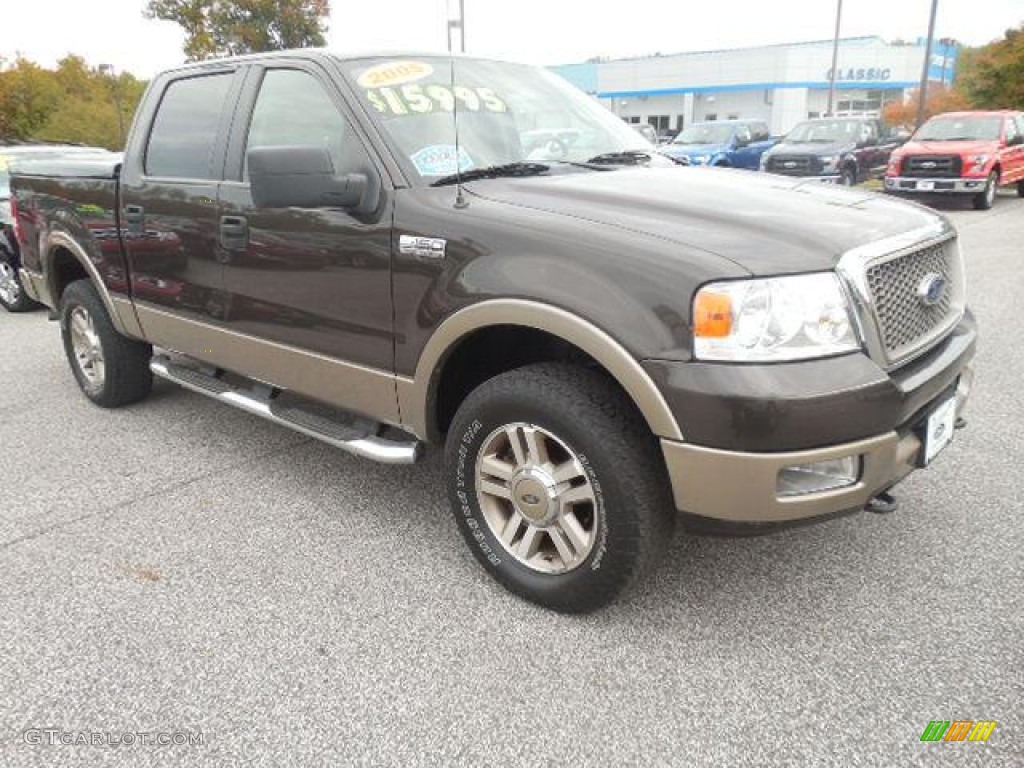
135,303,401,426
661,431,922,523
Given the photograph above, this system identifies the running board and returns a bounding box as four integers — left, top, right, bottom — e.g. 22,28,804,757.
150,355,422,464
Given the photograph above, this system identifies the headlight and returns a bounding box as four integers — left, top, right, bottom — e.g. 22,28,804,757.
693,273,860,362
820,155,838,170
968,154,989,172
692,154,711,164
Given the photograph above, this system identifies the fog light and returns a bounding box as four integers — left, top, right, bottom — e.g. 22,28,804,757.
777,456,859,497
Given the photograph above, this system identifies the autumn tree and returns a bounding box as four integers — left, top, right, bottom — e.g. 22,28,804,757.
0,56,146,149
955,23,1024,110
882,85,970,129
146,0,330,61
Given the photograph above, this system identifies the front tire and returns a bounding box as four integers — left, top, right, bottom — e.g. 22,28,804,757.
59,279,153,407
0,259,39,312
973,171,998,210
444,363,675,613
839,166,856,186
1017,180,1023,198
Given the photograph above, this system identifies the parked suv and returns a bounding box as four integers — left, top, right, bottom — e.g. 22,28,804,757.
11,51,975,612
660,119,777,169
884,111,1024,210
761,117,903,185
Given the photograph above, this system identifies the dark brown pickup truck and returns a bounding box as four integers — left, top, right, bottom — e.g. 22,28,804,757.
11,51,976,612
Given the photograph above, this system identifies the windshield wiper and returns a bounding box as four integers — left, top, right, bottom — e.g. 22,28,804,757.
584,150,652,165
430,162,550,187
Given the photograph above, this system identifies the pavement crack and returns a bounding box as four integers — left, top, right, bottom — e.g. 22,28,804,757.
0,437,313,553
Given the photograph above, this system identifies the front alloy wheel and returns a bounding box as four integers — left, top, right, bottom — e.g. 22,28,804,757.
445,362,675,613
476,422,599,574
974,171,998,210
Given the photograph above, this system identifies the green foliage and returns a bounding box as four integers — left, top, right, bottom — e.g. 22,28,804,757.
0,56,146,149
956,24,1024,110
146,0,331,61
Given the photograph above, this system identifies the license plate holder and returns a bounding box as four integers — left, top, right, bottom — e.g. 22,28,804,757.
918,390,957,467
917,180,936,191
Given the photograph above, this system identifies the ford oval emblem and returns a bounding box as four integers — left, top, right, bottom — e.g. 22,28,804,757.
921,161,937,168
917,273,947,306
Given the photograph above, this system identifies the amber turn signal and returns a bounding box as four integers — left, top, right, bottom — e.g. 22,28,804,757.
693,289,733,338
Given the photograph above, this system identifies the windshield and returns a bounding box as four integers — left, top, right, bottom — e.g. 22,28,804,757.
785,120,860,143
672,123,735,145
340,57,662,180
914,116,1002,142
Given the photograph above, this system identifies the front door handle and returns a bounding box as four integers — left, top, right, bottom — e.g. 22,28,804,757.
219,215,249,250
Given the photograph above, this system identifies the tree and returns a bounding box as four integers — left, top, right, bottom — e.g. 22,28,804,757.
0,56,146,149
146,0,330,61
955,24,1024,110
882,85,970,129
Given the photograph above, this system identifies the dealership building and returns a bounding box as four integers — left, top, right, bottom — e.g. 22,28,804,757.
551,36,958,136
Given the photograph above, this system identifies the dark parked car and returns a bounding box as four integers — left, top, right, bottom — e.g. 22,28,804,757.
760,117,904,185
1,145,114,312
11,51,974,612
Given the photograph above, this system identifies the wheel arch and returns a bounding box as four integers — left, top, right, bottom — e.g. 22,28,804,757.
43,231,143,338
397,299,684,443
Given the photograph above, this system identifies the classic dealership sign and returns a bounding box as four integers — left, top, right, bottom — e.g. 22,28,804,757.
825,67,893,81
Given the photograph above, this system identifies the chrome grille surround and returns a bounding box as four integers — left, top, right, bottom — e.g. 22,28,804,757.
836,222,965,370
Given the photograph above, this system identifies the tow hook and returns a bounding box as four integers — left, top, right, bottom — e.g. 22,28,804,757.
955,417,967,430
865,491,899,514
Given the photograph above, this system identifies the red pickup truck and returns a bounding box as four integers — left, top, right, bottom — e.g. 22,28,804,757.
884,110,1024,209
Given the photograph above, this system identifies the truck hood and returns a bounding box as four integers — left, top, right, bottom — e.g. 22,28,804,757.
898,139,998,156
765,141,852,158
467,166,947,274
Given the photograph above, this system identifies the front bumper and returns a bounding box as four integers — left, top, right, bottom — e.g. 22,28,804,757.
884,176,988,194
652,313,976,523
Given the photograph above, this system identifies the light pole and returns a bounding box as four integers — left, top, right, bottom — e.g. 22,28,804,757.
447,0,466,53
826,0,844,117
916,0,940,128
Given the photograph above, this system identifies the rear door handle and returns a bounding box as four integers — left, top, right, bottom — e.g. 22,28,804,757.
123,204,144,233
219,215,249,250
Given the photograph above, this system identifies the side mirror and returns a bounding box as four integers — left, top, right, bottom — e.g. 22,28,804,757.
248,145,375,211
1008,135,1024,147
733,135,750,148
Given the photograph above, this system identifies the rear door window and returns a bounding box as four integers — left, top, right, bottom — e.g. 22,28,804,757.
145,73,233,179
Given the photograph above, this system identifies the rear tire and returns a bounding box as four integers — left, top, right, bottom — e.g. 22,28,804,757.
0,259,39,312
973,171,998,210
59,279,153,407
839,166,856,186
1017,180,1024,198
444,363,675,613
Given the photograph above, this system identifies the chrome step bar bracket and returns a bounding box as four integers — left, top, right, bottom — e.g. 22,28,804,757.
150,355,423,464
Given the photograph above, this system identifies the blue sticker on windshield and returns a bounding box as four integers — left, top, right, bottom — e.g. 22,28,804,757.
410,145,474,177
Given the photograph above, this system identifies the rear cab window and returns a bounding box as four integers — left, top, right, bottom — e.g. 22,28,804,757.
145,73,234,179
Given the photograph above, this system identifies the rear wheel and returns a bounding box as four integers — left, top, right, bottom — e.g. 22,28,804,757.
0,259,39,312
839,166,856,186
973,171,998,210
444,363,675,613
59,279,153,407
1017,180,1023,198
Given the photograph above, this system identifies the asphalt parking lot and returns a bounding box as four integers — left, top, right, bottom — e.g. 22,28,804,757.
2,190,1022,767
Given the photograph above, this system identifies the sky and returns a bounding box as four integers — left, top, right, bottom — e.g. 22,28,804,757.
1,0,1022,78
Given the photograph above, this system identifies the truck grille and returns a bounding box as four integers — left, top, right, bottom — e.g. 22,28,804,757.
864,240,958,363
901,155,962,178
765,155,820,176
